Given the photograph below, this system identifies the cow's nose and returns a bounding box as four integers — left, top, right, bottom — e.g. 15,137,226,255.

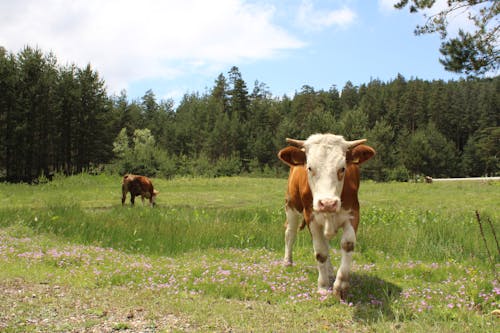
318,199,338,212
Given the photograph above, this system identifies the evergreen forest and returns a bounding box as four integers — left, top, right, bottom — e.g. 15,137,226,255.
1,46,498,182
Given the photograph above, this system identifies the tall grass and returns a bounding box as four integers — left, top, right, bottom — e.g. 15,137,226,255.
0,174,498,264
359,207,498,262
0,205,304,255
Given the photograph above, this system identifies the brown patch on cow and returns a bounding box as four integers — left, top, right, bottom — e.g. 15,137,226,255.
277,146,307,167
122,174,157,206
342,241,355,252
346,144,376,165
315,253,328,263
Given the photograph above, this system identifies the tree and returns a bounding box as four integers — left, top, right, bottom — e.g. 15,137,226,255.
227,66,250,121
132,128,156,151
395,0,499,75
127,129,159,176
56,64,81,174
112,128,174,177
227,66,251,163
11,47,59,181
211,73,229,114
365,119,396,181
359,79,386,128
112,128,129,159
340,81,359,112
401,123,460,177
0,47,17,179
337,108,369,140
248,85,281,167
75,64,110,171
462,127,499,176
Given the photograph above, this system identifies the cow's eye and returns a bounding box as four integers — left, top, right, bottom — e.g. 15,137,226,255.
337,167,345,180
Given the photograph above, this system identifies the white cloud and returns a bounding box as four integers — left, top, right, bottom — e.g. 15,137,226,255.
378,0,398,13
0,0,304,94
296,0,356,31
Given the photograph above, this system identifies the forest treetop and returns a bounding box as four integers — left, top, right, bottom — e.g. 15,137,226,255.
0,46,498,182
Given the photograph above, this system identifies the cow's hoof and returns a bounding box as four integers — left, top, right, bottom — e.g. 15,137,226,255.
333,287,348,300
283,260,293,267
317,287,332,296
317,287,348,301
333,279,349,300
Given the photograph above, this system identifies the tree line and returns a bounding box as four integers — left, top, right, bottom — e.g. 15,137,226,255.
0,46,498,182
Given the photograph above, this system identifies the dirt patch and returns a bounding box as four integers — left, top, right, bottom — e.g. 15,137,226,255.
0,278,198,332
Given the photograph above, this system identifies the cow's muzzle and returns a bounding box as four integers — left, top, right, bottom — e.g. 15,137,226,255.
317,198,340,212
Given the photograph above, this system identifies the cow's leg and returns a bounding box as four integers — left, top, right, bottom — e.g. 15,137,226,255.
122,192,127,206
333,222,356,299
310,221,334,291
130,194,135,206
284,207,301,267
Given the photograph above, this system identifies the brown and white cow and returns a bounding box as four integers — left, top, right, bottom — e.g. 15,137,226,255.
278,133,375,298
121,174,159,207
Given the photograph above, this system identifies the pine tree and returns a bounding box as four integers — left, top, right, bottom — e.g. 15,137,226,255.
75,64,110,171
0,47,17,180
56,64,80,174
228,66,250,121
340,81,359,112
396,0,499,75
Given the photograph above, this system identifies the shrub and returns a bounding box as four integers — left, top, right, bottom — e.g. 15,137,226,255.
386,165,410,182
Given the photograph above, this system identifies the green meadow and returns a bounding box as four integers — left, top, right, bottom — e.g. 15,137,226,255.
0,174,498,332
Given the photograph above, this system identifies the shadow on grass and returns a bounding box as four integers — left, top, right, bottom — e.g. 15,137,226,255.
347,273,403,323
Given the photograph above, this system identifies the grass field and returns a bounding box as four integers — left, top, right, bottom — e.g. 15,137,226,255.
0,174,498,332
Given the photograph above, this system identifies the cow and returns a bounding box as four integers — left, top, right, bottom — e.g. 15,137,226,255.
277,133,375,299
121,174,159,207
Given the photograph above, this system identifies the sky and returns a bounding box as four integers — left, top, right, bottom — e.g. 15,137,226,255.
1,0,476,105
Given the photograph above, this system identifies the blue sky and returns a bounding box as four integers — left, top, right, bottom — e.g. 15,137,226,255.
1,0,472,105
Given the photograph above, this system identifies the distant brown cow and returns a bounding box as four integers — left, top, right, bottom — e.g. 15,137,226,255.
121,174,159,207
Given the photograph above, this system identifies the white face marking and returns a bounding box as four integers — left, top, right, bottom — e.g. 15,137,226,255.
304,134,349,212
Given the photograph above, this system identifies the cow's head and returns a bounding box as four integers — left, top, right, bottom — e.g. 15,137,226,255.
152,189,159,204
279,133,373,213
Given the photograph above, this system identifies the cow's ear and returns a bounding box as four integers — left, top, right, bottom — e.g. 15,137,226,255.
278,146,307,166
347,145,376,165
